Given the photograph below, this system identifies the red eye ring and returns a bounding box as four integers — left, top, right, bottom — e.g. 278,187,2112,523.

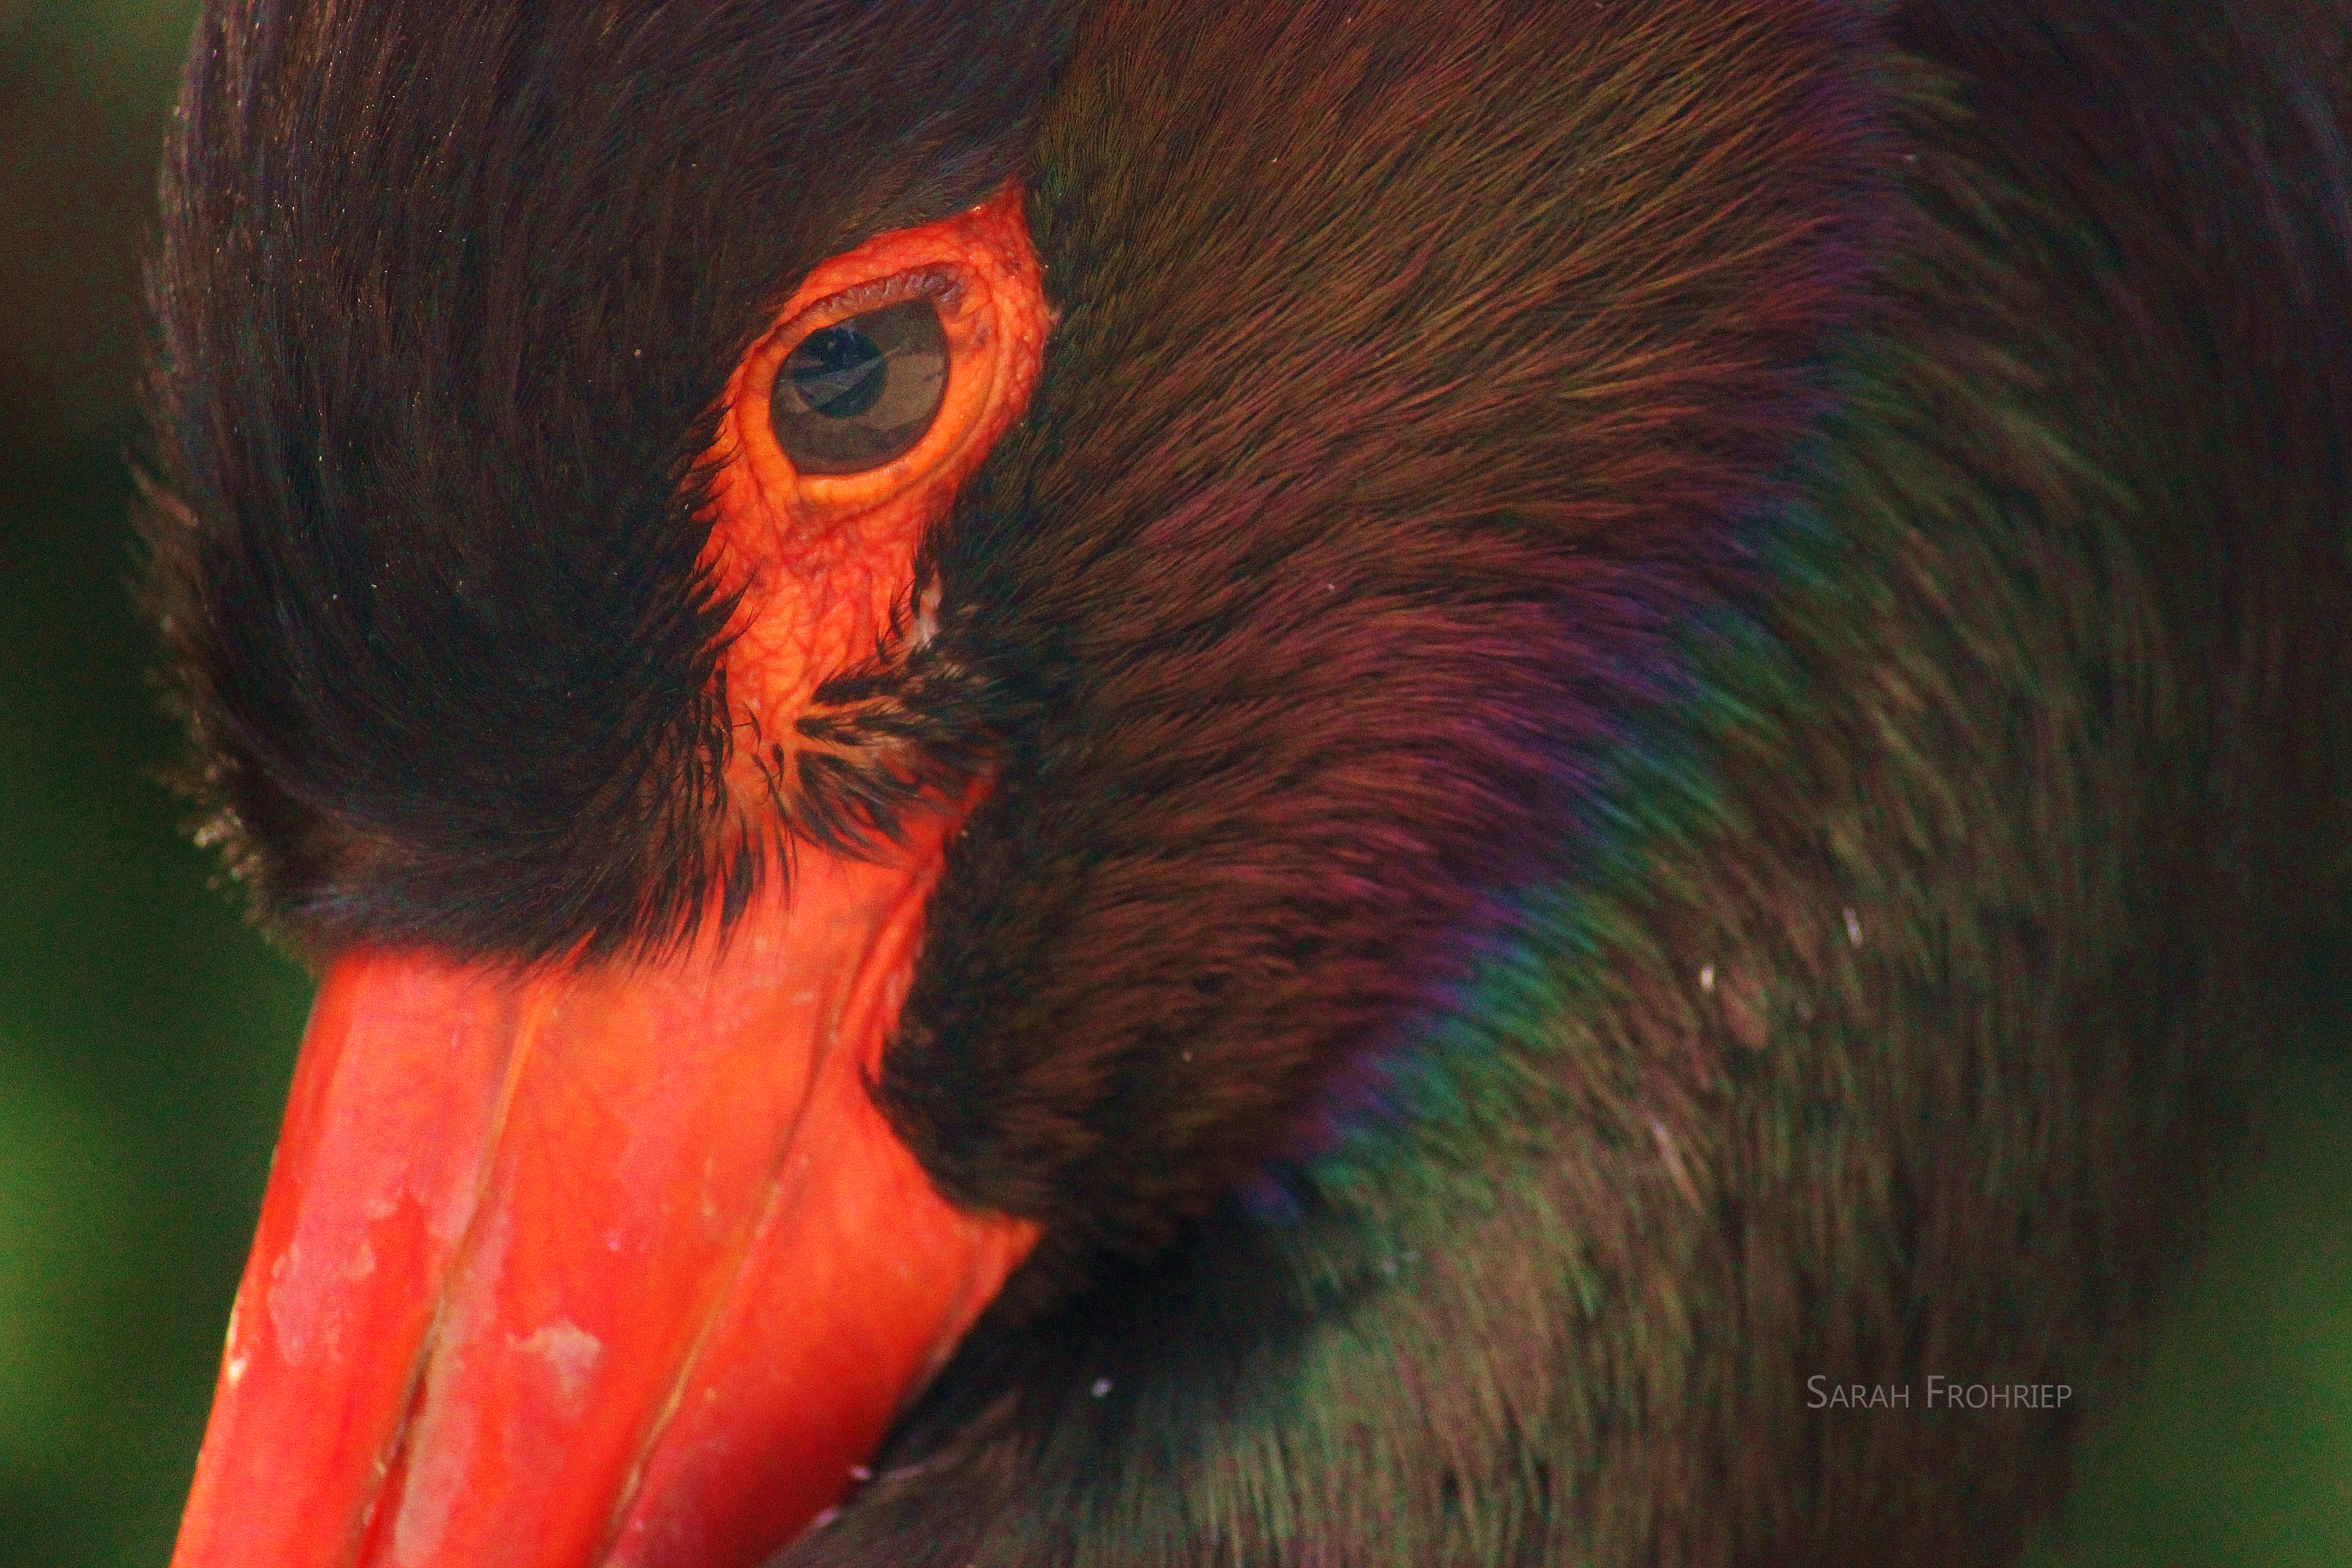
693,181,1050,825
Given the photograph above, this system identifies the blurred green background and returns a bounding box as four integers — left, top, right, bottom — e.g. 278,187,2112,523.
0,3,2343,1565
0,4,314,1564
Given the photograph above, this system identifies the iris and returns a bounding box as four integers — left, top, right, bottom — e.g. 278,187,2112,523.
770,298,949,474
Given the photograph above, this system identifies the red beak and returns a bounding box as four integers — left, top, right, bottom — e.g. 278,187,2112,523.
170,810,1036,1568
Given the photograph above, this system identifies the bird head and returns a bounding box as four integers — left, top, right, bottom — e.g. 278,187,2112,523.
142,1,1884,1564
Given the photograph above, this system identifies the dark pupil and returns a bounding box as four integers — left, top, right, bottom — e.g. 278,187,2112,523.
791,325,887,418
771,298,948,475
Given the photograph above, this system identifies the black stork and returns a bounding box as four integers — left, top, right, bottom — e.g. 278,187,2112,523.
139,0,2352,1564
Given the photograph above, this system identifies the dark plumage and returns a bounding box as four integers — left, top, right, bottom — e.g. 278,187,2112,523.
143,1,2352,1565
145,0,1073,954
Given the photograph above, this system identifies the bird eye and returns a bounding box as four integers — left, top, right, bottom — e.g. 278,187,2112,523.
769,298,949,475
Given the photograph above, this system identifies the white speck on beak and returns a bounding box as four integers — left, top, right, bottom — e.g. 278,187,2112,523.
513,1318,605,1411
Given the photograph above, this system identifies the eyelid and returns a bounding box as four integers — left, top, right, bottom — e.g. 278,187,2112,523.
772,267,968,353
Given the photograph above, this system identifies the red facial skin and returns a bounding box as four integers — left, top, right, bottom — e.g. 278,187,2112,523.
171,183,1052,1568
706,181,1049,782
